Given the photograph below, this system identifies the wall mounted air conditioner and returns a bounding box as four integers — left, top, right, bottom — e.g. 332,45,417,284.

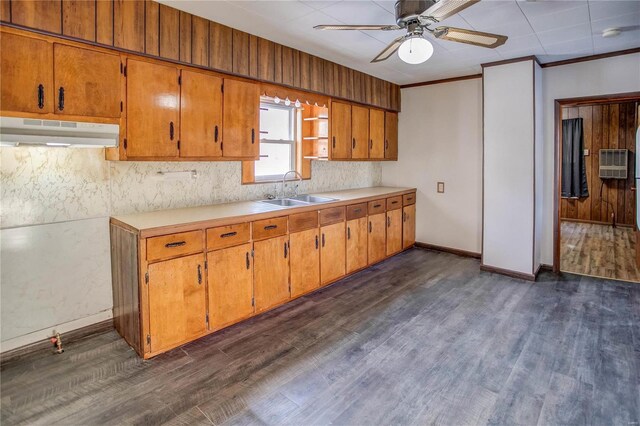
599,149,628,179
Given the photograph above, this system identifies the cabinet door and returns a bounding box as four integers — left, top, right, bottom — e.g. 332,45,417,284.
351,105,369,159
180,70,223,158
385,111,398,160
148,254,207,354
369,109,385,159
386,209,402,256
222,78,259,158
254,235,290,312
346,217,368,274
53,44,121,118
207,243,253,330
126,59,179,158
403,204,416,249
331,101,351,159
368,213,386,265
321,221,346,285
290,228,320,297
1,33,53,114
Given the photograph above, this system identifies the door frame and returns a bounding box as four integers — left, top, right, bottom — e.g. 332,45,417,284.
553,91,640,272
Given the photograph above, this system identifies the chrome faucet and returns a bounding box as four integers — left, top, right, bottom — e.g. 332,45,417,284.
281,170,303,199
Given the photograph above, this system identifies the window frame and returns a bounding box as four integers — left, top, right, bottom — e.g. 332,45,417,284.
254,101,298,182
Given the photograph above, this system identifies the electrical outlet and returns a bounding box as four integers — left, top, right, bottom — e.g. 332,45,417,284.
584,149,589,156
437,182,445,193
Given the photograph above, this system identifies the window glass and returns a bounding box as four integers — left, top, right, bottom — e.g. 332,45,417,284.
256,101,296,180
260,106,292,141
255,142,293,178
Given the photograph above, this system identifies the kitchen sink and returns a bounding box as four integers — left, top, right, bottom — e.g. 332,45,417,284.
260,198,309,207
290,195,337,204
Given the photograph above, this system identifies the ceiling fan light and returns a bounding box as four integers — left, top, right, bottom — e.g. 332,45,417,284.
398,36,433,64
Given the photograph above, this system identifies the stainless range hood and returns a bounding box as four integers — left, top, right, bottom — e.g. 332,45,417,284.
0,117,119,148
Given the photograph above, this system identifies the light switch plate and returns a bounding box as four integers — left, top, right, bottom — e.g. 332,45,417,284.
584,149,589,156
437,182,445,193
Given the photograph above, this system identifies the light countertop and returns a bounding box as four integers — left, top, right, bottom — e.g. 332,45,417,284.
111,186,415,234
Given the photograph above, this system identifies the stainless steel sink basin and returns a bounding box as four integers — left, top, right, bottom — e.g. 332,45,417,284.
290,195,337,204
260,198,309,207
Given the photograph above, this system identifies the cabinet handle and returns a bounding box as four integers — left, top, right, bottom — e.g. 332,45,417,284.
284,241,288,258
373,204,382,208
322,233,325,247
354,208,361,213
264,225,277,230
37,84,44,109
369,221,372,233
197,264,202,284
315,235,319,249
251,128,255,144
403,212,407,222
352,138,356,149
220,231,237,238
246,252,250,270
392,201,398,205
57,87,65,111
169,122,175,140
332,136,336,149
165,241,186,248
370,139,373,150
385,140,388,150
387,216,391,227
347,227,351,240
214,125,219,142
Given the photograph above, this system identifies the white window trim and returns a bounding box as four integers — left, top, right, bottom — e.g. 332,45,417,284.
256,101,298,181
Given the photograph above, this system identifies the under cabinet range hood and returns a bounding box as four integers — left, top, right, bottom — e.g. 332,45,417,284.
0,117,119,148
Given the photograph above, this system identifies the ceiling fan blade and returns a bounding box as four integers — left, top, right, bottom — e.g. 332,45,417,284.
422,0,480,22
314,24,401,31
433,26,507,48
371,35,406,63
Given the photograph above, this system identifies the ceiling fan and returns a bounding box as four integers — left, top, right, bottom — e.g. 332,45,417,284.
314,0,508,64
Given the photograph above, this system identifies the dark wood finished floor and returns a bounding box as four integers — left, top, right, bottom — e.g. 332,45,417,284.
2,249,639,425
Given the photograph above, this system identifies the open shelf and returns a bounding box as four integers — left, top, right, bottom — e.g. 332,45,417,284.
303,116,329,121
303,136,328,141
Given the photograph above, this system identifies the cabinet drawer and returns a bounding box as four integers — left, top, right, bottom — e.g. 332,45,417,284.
387,196,402,211
403,193,416,206
147,230,203,262
252,216,288,241
289,211,318,233
319,206,345,226
368,199,386,215
346,203,367,220
207,223,250,251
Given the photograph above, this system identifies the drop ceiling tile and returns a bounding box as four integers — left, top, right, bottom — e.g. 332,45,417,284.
592,28,640,51
233,1,317,23
588,0,640,21
537,22,593,46
459,1,530,31
590,12,640,32
518,0,587,19
496,33,546,54
299,0,344,11
525,4,591,33
543,37,593,54
320,1,395,24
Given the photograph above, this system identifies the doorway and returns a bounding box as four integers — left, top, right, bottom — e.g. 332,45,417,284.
554,93,640,283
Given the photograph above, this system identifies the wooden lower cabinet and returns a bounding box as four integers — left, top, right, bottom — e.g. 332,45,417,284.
386,209,402,256
346,217,368,273
253,235,290,312
147,253,207,354
403,204,416,249
368,213,386,264
290,228,320,297
207,242,253,330
321,221,346,285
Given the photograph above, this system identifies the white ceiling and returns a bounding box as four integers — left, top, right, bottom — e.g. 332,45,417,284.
160,0,640,85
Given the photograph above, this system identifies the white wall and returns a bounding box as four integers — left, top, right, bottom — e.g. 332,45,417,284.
0,148,381,352
381,78,483,254
540,53,640,264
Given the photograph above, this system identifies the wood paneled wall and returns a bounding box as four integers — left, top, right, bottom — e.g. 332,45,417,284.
0,0,400,111
561,101,638,226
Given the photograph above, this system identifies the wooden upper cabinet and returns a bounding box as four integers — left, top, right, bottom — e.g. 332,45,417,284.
403,204,416,249
369,109,385,159
207,242,254,330
53,44,121,118
126,59,180,158
368,213,386,265
253,235,290,313
351,105,369,159
147,253,207,354
290,228,320,298
180,70,223,158
222,78,259,158
385,111,398,160
320,221,346,285
346,217,368,274
331,101,352,159
386,208,402,256
1,33,53,114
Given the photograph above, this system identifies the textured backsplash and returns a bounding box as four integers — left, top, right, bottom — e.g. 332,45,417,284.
1,147,382,228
